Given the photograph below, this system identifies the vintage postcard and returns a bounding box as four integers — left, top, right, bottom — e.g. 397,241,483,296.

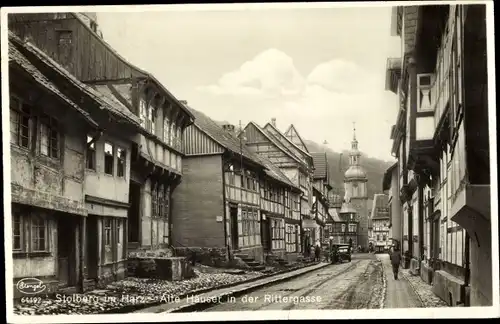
1,1,498,322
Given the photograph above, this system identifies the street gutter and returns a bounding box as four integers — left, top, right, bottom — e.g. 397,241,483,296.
165,262,330,313
101,261,323,314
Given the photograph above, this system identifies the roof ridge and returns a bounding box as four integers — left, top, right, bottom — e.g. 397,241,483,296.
264,123,312,158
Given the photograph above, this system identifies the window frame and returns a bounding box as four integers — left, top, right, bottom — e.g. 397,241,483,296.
39,113,61,159
31,214,49,253
86,135,96,170
104,218,112,246
12,212,23,252
116,146,126,177
10,96,32,149
104,141,115,176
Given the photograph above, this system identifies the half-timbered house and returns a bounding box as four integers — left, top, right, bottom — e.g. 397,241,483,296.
311,152,333,244
257,155,302,261
173,108,268,264
9,33,101,296
8,13,196,262
386,4,491,306
244,120,315,254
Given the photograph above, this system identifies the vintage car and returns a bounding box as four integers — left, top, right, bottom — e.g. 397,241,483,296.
330,243,352,264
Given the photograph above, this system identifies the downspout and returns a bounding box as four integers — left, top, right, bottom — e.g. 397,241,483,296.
221,155,230,260
418,183,424,262
463,231,471,306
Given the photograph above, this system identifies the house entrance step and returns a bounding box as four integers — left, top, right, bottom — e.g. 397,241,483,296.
246,261,260,267
251,265,266,271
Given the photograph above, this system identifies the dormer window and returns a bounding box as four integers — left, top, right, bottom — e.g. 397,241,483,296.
139,98,147,128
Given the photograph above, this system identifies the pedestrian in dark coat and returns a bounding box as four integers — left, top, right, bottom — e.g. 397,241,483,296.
314,243,321,262
390,247,402,280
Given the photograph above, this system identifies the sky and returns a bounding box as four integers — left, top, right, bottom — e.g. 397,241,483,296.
96,5,401,161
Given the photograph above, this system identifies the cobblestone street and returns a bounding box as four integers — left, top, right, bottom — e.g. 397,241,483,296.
205,253,385,311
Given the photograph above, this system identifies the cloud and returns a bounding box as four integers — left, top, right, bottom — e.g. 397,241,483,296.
197,48,305,98
306,59,378,94
195,49,398,160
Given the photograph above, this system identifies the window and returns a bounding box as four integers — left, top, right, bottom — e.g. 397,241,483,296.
163,186,170,219
383,234,387,241
104,142,114,175
117,147,126,177
151,183,158,218
12,213,22,251
349,224,357,232
10,97,31,148
341,224,346,233
377,234,380,241
148,104,156,133
116,220,121,244
164,117,170,143
139,99,147,128
86,135,96,170
31,215,48,252
39,114,60,159
104,219,112,246
170,122,176,146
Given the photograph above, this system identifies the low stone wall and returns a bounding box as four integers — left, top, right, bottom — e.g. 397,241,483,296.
97,261,127,289
432,270,465,306
174,247,229,267
409,258,420,276
420,261,434,285
127,257,195,281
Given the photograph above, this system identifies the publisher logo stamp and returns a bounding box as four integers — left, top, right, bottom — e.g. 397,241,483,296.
16,278,47,295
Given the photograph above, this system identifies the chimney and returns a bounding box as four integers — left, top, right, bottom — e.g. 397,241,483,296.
222,124,235,133
179,100,188,105
271,118,276,127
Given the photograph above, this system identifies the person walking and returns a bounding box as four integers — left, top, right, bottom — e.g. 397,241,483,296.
314,240,321,262
390,247,402,280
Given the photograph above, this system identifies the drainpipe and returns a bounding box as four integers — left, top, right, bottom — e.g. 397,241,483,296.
221,157,230,260
463,231,471,305
418,184,424,262
79,216,86,292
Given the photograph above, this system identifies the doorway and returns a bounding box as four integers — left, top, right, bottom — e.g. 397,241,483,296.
261,216,271,252
230,206,239,250
433,216,440,263
57,216,76,287
128,181,141,245
86,215,99,280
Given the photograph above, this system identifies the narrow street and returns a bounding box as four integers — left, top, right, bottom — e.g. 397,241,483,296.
205,253,385,311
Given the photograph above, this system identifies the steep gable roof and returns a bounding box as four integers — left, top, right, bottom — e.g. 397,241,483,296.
70,13,195,122
371,194,389,219
264,123,312,159
259,155,300,190
311,152,328,180
8,40,98,128
9,32,148,133
187,108,265,168
245,122,304,166
284,124,310,153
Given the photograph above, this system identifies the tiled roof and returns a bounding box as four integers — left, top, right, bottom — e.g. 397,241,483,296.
371,194,389,219
250,123,303,165
258,154,299,190
70,13,195,122
8,32,145,131
8,41,98,128
264,123,312,158
284,124,310,154
328,208,342,222
186,107,266,168
311,152,328,179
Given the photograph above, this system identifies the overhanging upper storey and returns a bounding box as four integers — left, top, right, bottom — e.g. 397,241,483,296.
385,58,402,94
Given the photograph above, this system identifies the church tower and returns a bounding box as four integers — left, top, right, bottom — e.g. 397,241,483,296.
344,123,368,200
343,123,370,250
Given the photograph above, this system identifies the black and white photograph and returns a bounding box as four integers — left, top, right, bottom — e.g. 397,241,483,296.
2,1,498,322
